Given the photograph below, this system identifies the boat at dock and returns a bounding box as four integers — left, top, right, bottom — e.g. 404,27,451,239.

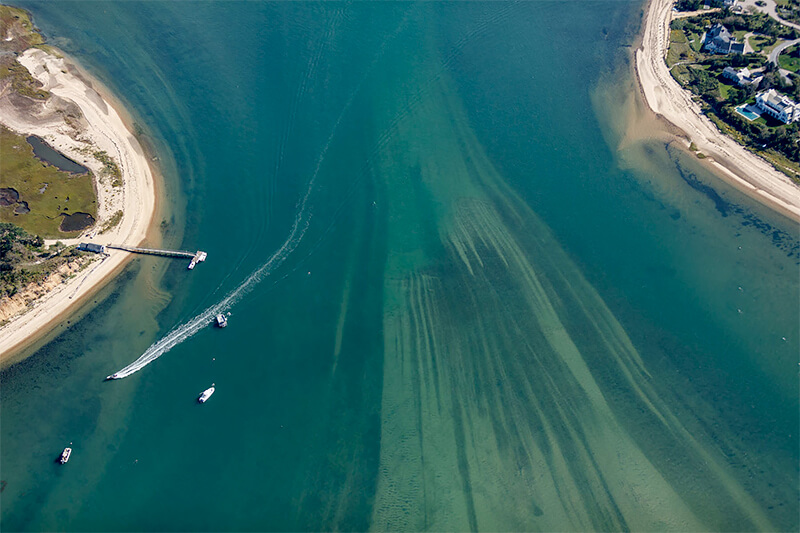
106,245,207,270
59,447,72,464
198,385,215,403
188,251,207,270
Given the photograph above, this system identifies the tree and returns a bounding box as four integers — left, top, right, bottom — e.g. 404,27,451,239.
692,68,719,94
731,53,749,68
727,86,748,105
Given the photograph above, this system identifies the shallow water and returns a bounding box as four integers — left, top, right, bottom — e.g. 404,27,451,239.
1,1,798,531
26,135,89,174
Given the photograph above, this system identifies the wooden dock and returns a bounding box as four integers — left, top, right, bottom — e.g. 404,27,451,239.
108,245,207,269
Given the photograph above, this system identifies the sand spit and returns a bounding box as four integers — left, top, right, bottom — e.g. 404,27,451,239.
635,0,800,222
0,48,158,366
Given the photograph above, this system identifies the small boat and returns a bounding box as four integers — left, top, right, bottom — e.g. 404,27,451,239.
188,251,207,270
105,373,120,381
215,314,227,328
198,384,215,403
59,447,72,464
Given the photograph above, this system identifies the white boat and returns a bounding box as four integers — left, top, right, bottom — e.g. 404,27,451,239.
188,251,207,270
198,385,215,403
59,447,72,464
215,313,227,328
105,373,120,380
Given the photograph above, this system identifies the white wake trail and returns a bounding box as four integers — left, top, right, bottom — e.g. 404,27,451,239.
109,15,405,380
110,210,310,379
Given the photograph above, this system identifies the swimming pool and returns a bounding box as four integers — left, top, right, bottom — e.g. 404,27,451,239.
735,104,761,121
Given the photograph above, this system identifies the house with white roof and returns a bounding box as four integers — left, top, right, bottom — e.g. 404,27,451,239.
755,89,800,123
722,66,762,87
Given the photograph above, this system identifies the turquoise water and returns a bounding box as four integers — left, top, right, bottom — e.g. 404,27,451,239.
2,1,798,531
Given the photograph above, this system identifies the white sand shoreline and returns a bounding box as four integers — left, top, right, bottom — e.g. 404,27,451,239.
635,0,800,223
0,47,158,366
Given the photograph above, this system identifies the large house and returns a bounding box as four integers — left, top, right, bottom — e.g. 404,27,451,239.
722,66,762,87
703,24,745,54
755,89,800,124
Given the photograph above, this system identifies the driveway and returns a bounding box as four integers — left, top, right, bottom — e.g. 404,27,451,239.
768,37,800,64
738,0,800,31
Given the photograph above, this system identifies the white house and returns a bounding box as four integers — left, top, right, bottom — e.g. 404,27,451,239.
722,66,762,87
755,89,800,123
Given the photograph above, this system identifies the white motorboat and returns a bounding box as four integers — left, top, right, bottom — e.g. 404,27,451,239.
198,384,215,403
59,447,72,464
188,251,207,270
215,313,227,328
105,373,120,380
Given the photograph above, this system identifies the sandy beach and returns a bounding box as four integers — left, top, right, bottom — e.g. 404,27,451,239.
0,48,158,366
636,0,800,222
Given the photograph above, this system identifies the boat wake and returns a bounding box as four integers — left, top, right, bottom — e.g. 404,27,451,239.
109,210,310,379
109,18,402,380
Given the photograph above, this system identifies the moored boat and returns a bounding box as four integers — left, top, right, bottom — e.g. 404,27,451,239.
198,384,215,403
59,447,72,464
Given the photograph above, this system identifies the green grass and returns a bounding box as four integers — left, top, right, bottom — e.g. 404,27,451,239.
748,35,776,54
688,32,703,52
0,127,97,238
778,45,800,72
0,223,97,299
92,150,122,186
761,39,782,55
671,63,693,86
667,29,697,67
705,109,744,140
0,60,49,100
0,5,44,53
0,6,51,101
718,81,734,101
100,210,123,234
757,148,800,182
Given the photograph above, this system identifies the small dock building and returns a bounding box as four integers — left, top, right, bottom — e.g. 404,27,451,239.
77,243,106,254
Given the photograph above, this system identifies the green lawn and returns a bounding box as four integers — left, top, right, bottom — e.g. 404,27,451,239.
688,31,703,52
749,34,779,54
779,45,800,72
718,81,734,100
667,29,698,67
0,127,97,238
670,63,693,86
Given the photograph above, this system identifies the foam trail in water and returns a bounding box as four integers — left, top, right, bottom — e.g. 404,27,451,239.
110,211,310,379
111,78,352,379
109,15,409,380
